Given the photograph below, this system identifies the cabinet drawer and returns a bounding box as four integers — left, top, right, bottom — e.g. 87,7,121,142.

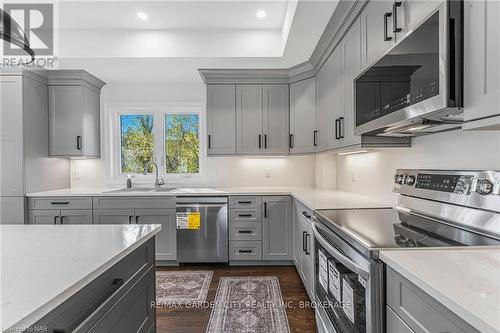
229,209,261,222
229,241,262,260
386,267,479,333
229,222,262,241
229,196,261,209
93,196,175,209
29,239,155,332
87,267,155,333
28,197,92,210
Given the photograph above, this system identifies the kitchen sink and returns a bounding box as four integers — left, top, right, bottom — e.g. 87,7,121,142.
105,187,178,193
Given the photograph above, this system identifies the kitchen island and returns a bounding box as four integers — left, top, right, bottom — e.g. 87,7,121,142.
1,224,160,333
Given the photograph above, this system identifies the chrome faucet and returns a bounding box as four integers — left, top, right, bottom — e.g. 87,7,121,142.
143,161,165,189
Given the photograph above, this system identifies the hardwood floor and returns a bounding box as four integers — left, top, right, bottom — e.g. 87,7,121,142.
155,265,317,333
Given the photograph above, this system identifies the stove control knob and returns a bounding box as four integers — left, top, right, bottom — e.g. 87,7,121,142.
477,179,493,195
404,175,416,186
395,175,404,184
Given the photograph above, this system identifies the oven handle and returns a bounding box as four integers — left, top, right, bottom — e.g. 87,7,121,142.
311,221,370,279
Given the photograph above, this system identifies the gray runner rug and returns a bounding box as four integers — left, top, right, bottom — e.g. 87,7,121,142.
156,270,213,306
206,276,290,333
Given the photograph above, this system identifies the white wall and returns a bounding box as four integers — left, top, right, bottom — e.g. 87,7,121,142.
329,130,500,204
70,82,317,188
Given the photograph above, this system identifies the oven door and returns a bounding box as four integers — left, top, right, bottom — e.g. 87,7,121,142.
312,221,383,333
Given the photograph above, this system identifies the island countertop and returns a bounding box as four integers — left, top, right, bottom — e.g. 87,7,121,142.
381,249,500,333
0,224,161,332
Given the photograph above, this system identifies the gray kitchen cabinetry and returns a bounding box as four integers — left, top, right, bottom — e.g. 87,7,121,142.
28,238,156,333
29,209,93,224
207,85,236,155
28,196,93,224
463,0,500,128
290,77,317,154
48,70,105,158
236,84,289,155
360,0,395,69
293,199,314,300
386,266,480,333
229,195,263,261
262,196,293,260
395,0,442,42
93,197,176,261
1,70,70,224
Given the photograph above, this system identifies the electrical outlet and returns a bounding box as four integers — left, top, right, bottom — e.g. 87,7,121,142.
265,168,272,178
73,170,81,181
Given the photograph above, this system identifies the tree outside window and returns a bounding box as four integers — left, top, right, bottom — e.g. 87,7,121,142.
120,114,154,174
165,114,200,174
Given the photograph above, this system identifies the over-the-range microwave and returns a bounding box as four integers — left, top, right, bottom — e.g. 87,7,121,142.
354,0,463,137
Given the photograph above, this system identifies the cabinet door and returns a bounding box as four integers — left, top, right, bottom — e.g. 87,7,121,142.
293,201,303,269
300,218,314,299
290,78,316,154
135,209,176,261
0,76,24,196
207,85,236,155
29,210,60,225
93,209,134,224
341,17,363,148
395,0,441,42
263,85,289,154
329,45,345,150
360,0,395,68
262,196,293,260
316,49,339,152
49,86,83,157
88,267,155,333
82,87,100,157
386,306,415,333
0,197,25,224
464,0,500,121
236,85,263,154
60,210,93,224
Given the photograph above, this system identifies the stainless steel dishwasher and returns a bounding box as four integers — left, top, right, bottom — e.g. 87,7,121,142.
176,197,228,264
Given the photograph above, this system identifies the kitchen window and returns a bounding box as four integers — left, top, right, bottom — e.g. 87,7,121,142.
107,104,204,182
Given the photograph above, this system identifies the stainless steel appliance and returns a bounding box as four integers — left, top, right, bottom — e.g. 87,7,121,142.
176,197,228,264
313,169,500,333
355,0,464,136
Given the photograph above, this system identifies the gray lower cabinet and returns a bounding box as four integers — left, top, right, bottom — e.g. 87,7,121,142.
293,199,314,299
29,209,93,224
386,266,480,333
93,209,134,225
207,85,236,155
29,238,156,333
262,196,293,260
386,306,414,333
135,209,176,261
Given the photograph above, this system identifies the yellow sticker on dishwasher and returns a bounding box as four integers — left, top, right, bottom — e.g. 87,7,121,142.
187,212,201,230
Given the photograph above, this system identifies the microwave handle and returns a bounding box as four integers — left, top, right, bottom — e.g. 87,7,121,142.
311,221,370,279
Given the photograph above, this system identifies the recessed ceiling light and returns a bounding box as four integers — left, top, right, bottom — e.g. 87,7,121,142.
137,12,148,20
256,10,266,19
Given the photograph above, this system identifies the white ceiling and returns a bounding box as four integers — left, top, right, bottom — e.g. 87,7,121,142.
60,1,290,30
56,1,339,83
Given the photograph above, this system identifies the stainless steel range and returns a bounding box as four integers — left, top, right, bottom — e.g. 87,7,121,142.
313,169,500,333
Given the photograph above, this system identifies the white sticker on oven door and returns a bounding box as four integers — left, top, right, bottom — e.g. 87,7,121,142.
318,249,328,292
342,278,355,324
328,261,341,302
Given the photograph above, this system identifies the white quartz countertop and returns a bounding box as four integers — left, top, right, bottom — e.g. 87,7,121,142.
380,249,500,333
0,224,161,332
27,187,391,210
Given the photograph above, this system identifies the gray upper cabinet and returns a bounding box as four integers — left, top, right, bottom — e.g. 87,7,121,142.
263,85,289,155
464,0,500,125
236,84,290,155
48,70,105,158
262,196,293,260
316,49,338,152
360,0,396,68
290,77,317,154
394,0,441,42
236,85,264,154
340,16,363,148
207,85,236,155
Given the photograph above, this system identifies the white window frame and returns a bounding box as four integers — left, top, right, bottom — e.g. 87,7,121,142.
105,103,205,185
